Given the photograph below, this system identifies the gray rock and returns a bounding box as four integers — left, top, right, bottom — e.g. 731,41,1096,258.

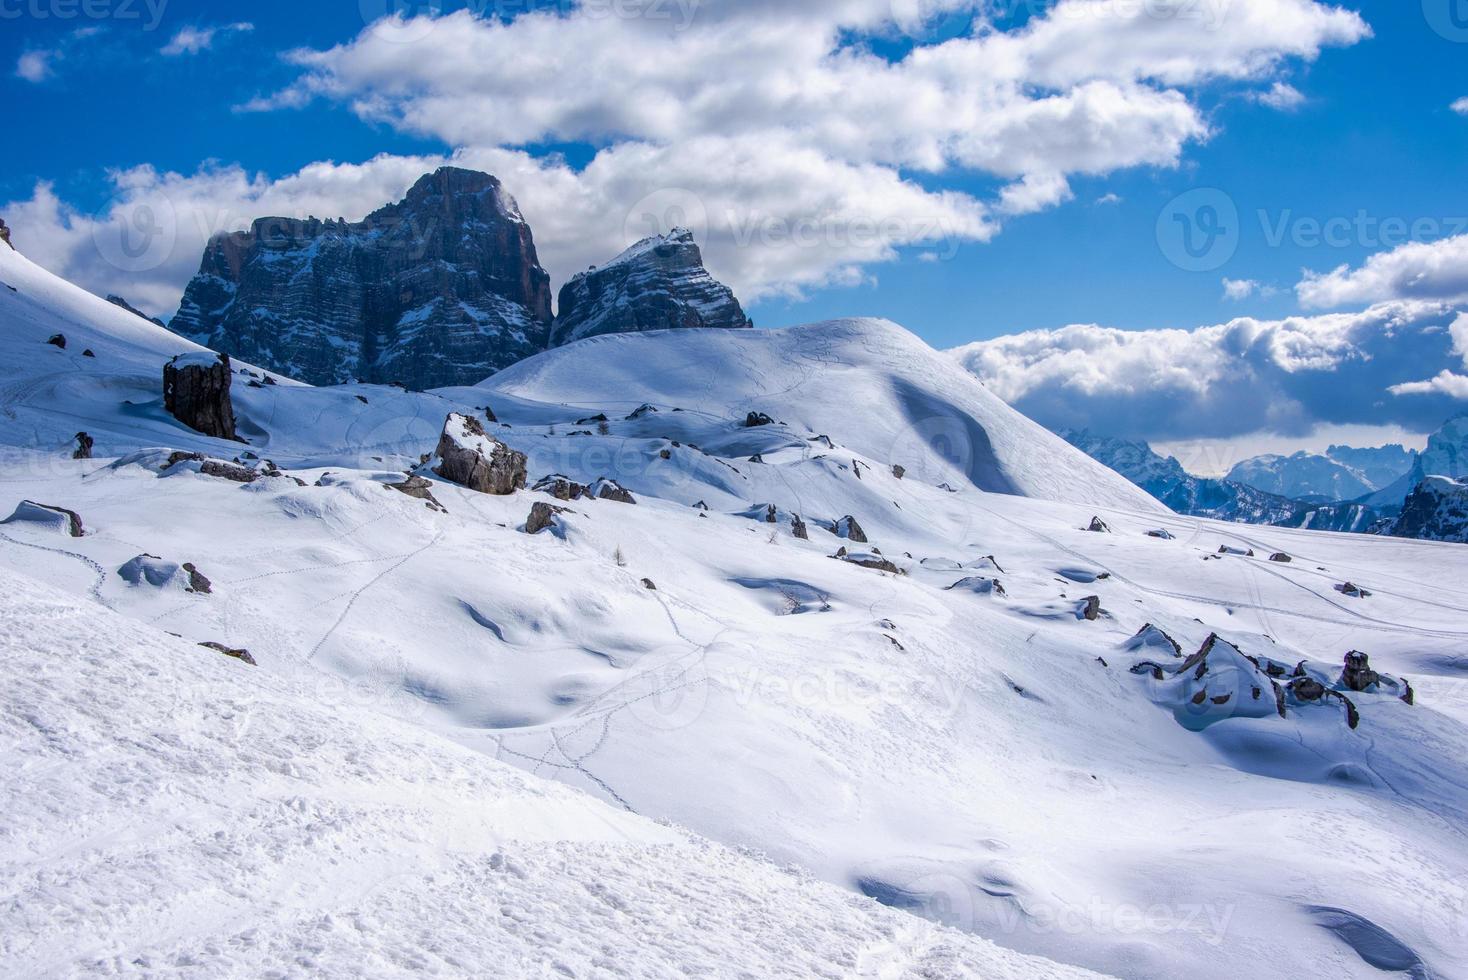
1341,651,1380,692
833,515,868,543
386,475,446,512
533,474,591,501
199,641,257,666
525,501,568,535
1088,517,1111,533
892,465,906,480
551,228,752,346
593,479,637,504
745,412,776,428
164,353,238,440
1268,552,1293,563
791,516,809,540
2,500,85,537
1079,596,1102,621
169,168,554,389
0,217,11,249
183,563,212,594
72,432,94,460
432,413,527,495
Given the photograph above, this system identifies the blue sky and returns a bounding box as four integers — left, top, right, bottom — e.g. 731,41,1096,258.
5,1,1468,459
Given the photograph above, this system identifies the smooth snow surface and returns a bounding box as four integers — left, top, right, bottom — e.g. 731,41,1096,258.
3,243,1468,978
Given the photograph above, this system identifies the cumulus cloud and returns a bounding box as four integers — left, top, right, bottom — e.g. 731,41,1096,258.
951,302,1468,440
1452,97,1468,116
1254,81,1305,109
10,0,1369,316
1297,234,1468,308
162,23,254,57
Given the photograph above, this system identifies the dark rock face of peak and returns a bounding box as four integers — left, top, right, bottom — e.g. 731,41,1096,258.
107,295,165,328
0,217,12,249
551,228,752,347
169,167,553,390
1389,476,1468,543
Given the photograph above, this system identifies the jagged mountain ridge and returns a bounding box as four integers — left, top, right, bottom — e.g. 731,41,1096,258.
169,172,752,390
170,167,555,390
1061,430,1385,533
1225,447,1412,502
551,227,752,347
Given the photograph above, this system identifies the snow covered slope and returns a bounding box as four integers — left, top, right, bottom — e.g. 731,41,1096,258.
0,565,1092,979
4,247,1468,979
488,319,1163,512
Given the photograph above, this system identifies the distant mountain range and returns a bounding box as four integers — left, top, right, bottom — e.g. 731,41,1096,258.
1060,431,1384,533
167,167,751,389
1063,417,1468,542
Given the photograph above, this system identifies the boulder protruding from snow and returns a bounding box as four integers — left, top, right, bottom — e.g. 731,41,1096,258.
1341,651,1380,692
386,475,446,513
200,641,257,666
431,413,527,495
1088,517,1111,533
47,333,66,350
164,352,238,441
117,555,212,594
592,479,637,504
837,551,900,574
534,474,591,501
1079,596,1102,621
1336,582,1372,599
745,412,776,428
791,516,810,540
1268,552,1293,563
525,501,569,535
1125,624,1183,657
1145,528,1175,540
945,576,1006,597
72,432,94,460
833,516,868,543
2,500,85,537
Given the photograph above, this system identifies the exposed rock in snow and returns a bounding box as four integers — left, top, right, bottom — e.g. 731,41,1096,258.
1079,596,1103,621
791,515,809,540
385,475,446,513
833,515,867,543
1,500,85,537
1388,475,1468,543
945,576,1006,597
836,551,900,574
164,352,237,441
525,500,567,535
169,167,554,389
72,432,93,460
551,228,752,347
431,413,528,495
47,333,66,349
745,412,776,428
106,294,166,328
1268,552,1293,563
1125,624,1183,658
533,474,591,501
197,640,257,666
592,478,637,504
117,555,211,594
1087,517,1111,533
1336,582,1373,599
1218,545,1254,557
0,216,12,249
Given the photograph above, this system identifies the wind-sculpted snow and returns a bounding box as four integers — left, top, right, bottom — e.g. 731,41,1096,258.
3,243,1468,978
488,318,1164,512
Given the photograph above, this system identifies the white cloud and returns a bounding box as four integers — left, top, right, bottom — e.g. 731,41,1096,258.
1452,97,1468,116
950,301,1468,440
162,22,254,57
15,50,57,83
1389,371,1468,399
13,0,1370,316
1254,81,1305,110
1222,278,1260,300
1297,234,1468,308
1094,193,1122,206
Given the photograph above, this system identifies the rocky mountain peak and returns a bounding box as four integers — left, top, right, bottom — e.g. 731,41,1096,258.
169,168,553,390
551,227,752,347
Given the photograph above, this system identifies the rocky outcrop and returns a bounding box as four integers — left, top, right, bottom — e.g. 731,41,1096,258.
833,516,867,543
164,353,238,441
386,475,446,513
1341,651,1380,692
72,432,93,460
525,501,567,535
200,641,257,666
170,168,554,389
0,217,11,249
47,334,66,349
1087,517,1111,533
592,479,637,504
106,295,165,327
431,413,527,495
551,228,752,347
533,474,591,501
2,500,84,537
1388,476,1468,543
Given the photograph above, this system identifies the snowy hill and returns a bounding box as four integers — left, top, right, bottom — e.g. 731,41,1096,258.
3,245,1468,978
488,320,1163,512
0,564,1093,979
